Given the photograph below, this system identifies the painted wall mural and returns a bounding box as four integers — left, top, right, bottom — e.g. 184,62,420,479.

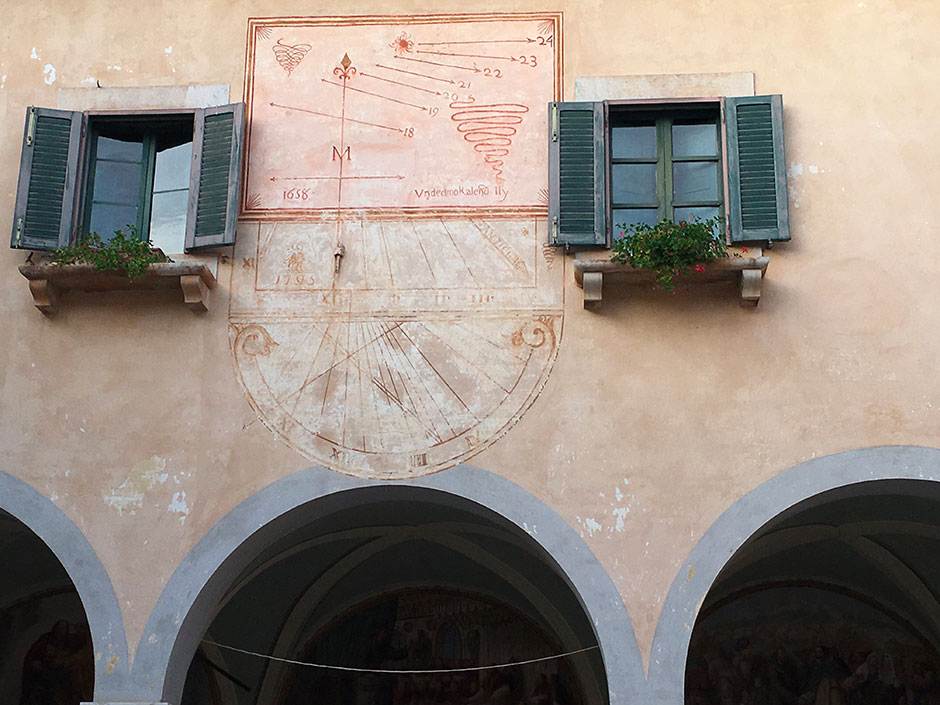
231,14,564,479
685,585,940,705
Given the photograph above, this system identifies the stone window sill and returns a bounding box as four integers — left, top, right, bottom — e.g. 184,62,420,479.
19,262,218,315
573,250,769,309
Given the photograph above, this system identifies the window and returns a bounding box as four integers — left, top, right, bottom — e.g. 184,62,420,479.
10,103,245,254
548,95,789,247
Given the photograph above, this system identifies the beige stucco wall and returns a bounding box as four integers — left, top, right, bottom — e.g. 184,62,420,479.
1,0,938,673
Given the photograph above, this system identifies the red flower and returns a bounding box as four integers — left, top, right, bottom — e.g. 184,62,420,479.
693,264,706,272
742,246,748,253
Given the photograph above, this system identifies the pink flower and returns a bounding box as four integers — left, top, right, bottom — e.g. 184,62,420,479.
693,264,706,272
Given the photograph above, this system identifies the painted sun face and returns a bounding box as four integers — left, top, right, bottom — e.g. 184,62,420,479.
390,31,414,55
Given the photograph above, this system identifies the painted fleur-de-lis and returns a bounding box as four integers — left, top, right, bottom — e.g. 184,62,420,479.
333,53,357,81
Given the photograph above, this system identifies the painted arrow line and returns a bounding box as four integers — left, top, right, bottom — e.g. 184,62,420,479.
321,78,428,111
417,39,537,45
268,102,402,132
375,63,457,85
417,50,515,61
270,175,406,182
360,71,441,96
394,55,478,73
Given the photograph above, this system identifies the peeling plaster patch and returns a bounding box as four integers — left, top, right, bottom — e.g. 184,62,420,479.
168,491,189,523
102,456,169,516
612,507,629,532
81,76,96,85
107,65,122,71
30,47,40,60
583,517,602,536
106,654,119,675
43,64,56,85
787,162,803,178
614,486,624,501
808,164,819,174
687,564,696,582
0,75,6,87
165,45,173,54
148,633,157,644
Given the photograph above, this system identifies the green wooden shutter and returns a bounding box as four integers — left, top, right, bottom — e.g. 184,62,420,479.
725,95,789,242
548,101,607,246
185,102,245,252
10,107,82,250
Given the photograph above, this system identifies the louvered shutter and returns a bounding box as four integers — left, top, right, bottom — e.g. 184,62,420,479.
548,101,607,246
185,102,245,252
10,107,82,250
725,95,790,242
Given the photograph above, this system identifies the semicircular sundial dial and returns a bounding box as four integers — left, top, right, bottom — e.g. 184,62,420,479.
232,13,563,479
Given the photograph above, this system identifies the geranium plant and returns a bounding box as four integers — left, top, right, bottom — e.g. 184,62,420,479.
50,227,172,279
610,216,727,291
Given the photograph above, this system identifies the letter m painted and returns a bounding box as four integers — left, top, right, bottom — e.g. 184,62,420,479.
332,146,351,161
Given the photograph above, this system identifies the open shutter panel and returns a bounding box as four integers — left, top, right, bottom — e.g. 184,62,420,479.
185,102,245,252
725,94,790,242
10,107,82,250
548,101,607,246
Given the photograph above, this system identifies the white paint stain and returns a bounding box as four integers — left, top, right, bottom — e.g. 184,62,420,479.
81,76,96,85
614,486,624,501
808,164,819,174
107,65,122,71
168,491,189,523
43,64,56,85
787,162,803,178
0,74,6,87
164,46,173,54
30,47,40,60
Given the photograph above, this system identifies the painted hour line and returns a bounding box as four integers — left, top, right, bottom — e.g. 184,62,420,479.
374,63,459,85
417,50,515,61
416,39,543,45
268,102,404,133
394,55,478,73
270,175,405,182
359,71,443,96
320,78,430,112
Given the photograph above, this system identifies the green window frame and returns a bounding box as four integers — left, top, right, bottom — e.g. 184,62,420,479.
10,103,246,253
608,106,723,238
548,95,789,247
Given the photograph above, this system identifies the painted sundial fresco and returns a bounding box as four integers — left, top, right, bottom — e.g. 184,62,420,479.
231,14,564,479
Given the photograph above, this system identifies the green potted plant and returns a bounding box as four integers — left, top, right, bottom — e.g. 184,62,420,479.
610,216,727,291
50,227,172,279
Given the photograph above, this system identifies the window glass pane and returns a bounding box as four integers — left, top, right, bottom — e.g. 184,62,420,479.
97,135,144,162
612,208,659,238
673,162,719,202
672,123,718,157
611,125,656,159
673,206,720,229
149,191,188,253
89,203,138,240
612,163,657,204
92,161,143,205
153,141,193,192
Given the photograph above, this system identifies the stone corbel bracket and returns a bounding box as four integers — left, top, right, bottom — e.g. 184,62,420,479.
19,262,218,315
573,252,770,309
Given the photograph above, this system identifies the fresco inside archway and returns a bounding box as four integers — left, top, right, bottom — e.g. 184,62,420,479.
278,590,584,705
686,585,940,705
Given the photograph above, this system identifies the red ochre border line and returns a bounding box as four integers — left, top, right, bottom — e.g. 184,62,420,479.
237,207,550,222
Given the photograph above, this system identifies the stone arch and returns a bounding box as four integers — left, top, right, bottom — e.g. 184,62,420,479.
131,463,644,705
646,445,940,704
0,469,129,701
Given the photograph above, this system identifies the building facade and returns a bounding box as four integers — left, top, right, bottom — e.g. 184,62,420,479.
1,2,939,704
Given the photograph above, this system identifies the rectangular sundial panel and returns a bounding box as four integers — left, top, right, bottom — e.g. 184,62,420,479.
243,14,561,216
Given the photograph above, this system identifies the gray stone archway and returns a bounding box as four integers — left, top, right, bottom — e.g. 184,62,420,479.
130,464,644,705
646,445,940,704
0,469,129,701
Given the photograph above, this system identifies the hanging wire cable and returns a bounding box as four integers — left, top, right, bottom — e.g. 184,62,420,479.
202,639,599,674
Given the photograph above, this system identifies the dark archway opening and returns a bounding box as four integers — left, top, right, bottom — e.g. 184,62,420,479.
0,509,94,705
685,480,940,705
180,487,607,705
